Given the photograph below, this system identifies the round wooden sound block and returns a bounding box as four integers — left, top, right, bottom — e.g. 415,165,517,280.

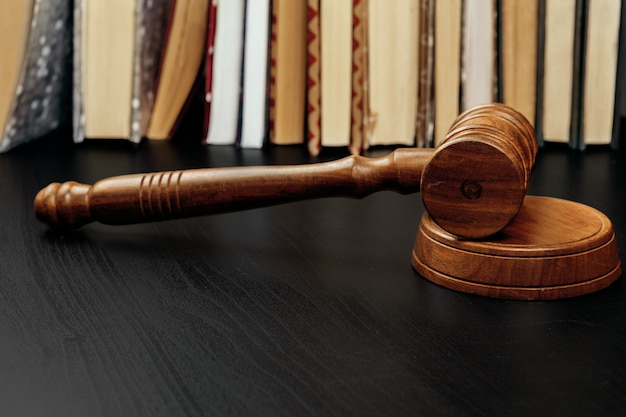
412,196,621,300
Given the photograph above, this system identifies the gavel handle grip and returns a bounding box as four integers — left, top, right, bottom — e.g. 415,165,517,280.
34,148,432,229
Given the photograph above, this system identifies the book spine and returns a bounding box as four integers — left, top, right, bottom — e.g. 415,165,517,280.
349,0,366,155
613,0,626,149
460,0,497,110
538,0,578,145
205,0,245,145
202,0,218,143
2,0,73,151
580,0,621,147
133,0,174,142
500,0,538,127
264,0,273,147
570,0,586,149
268,2,278,144
239,0,272,149
416,0,434,148
306,0,321,156
130,1,146,143
433,0,462,146
73,0,86,143
235,0,248,147
534,0,546,147
269,0,308,145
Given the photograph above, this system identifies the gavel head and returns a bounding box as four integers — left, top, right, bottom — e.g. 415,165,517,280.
421,103,537,239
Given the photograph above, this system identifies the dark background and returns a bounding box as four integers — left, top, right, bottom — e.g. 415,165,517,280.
1,128,625,417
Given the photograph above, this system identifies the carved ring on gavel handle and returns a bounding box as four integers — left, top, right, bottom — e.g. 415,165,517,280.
34,103,537,239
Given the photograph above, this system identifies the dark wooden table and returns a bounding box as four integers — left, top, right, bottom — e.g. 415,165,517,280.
2,132,626,417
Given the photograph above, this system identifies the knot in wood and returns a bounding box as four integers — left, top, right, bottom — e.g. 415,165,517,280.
461,180,482,200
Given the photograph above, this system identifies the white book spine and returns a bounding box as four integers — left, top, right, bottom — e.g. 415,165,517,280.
206,0,245,145
461,0,495,110
240,0,270,149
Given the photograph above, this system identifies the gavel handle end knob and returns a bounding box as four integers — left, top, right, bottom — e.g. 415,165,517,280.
34,182,93,230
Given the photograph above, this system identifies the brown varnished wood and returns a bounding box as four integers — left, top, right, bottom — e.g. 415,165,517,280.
412,196,622,300
35,148,431,229
34,103,537,238
421,103,537,238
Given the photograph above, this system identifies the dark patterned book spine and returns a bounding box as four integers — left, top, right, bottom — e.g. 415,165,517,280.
268,2,278,143
2,0,72,151
132,0,174,142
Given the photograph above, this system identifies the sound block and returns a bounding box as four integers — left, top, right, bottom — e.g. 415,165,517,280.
412,196,621,300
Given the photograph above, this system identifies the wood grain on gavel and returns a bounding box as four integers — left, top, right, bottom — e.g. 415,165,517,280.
34,103,537,239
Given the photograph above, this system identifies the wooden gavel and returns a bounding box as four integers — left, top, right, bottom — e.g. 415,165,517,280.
34,103,537,239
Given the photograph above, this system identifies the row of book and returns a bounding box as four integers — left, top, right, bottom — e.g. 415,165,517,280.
399,0,623,150
0,0,623,154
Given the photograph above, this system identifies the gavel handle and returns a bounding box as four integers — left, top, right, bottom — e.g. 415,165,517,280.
34,148,432,229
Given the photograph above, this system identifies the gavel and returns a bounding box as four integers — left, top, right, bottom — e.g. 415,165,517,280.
34,103,537,239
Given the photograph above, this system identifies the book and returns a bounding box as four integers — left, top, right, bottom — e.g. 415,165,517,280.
306,0,322,156
568,0,586,147
350,0,369,155
367,0,420,147
239,0,272,149
75,0,138,141
269,0,308,145
535,0,577,145
319,0,353,149
203,0,218,141
500,0,538,126
416,0,435,148
308,0,368,156
0,0,33,142
534,0,545,146
75,0,207,142
580,0,622,146
0,0,72,152
76,0,165,142
615,0,626,148
146,0,210,140
433,0,462,146
460,0,497,111
204,0,245,145
132,0,174,140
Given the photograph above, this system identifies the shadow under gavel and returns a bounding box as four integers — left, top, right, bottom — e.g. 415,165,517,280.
35,103,537,239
